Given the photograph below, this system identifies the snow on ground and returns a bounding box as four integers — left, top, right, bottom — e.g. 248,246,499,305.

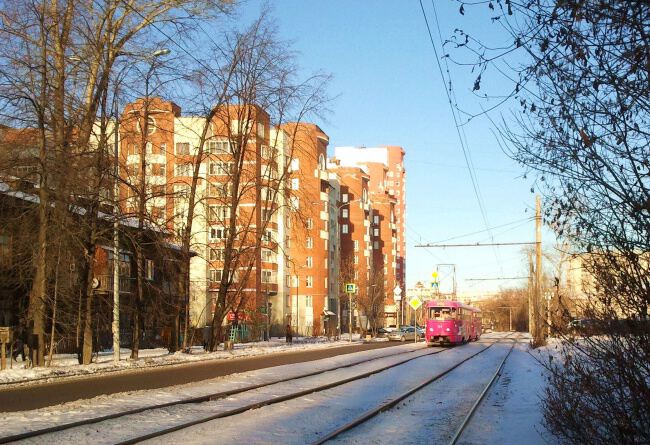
1,340,419,440
0,334,371,386
1,333,560,445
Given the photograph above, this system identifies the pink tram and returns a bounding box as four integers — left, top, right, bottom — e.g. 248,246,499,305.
424,300,482,346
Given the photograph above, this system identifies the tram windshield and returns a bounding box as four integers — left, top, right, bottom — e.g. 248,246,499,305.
429,307,457,320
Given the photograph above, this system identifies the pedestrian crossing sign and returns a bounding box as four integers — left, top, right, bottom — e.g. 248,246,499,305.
345,283,356,293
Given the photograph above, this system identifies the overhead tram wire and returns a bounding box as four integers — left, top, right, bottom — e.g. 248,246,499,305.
430,0,503,274
429,217,533,244
405,224,446,263
418,0,505,275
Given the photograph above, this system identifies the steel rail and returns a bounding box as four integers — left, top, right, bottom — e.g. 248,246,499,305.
448,334,519,445
112,346,449,445
310,333,518,445
0,345,431,444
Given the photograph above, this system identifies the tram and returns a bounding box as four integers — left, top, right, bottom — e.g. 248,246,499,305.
424,300,482,346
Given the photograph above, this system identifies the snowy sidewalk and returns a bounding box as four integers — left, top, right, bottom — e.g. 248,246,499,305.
0,334,375,386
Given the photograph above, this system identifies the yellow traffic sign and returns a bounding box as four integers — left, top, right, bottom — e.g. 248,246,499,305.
408,296,422,310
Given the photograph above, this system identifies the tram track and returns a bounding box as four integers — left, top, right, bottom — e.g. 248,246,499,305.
0,343,443,444
448,335,518,445
310,333,519,445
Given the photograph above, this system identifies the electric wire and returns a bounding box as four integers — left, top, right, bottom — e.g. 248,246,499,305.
418,0,505,275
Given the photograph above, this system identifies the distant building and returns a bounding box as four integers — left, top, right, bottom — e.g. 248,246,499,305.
333,146,406,328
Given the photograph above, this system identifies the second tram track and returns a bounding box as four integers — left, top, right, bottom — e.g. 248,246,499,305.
310,333,519,445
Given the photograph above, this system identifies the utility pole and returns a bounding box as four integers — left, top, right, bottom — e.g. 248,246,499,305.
534,195,543,345
112,90,121,364
528,251,535,336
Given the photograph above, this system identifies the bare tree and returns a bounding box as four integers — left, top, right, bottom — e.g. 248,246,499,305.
0,0,232,365
450,1,650,442
166,13,329,351
357,268,385,336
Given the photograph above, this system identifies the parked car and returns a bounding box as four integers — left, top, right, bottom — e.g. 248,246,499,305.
387,326,424,342
377,325,398,337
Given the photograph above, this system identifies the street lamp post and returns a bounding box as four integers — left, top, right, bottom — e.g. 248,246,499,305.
111,48,170,363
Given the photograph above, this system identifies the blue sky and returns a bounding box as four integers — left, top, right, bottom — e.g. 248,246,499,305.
235,1,554,297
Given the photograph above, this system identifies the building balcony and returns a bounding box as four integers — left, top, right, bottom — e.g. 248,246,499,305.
320,210,328,221
320,191,328,201
94,275,134,294
320,229,329,240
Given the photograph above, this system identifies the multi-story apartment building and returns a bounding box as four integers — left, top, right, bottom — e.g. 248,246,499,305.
116,98,405,338
119,98,291,334
283,122,335,336
333,146,406,328
328,164,372,333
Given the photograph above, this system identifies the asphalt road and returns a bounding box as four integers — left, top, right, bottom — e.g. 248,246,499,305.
0,341,399,412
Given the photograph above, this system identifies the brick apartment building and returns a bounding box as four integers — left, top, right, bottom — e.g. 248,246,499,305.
117,97,405,338
334,146,406,327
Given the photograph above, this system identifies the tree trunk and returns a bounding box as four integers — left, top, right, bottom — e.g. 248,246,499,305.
131,245,144,360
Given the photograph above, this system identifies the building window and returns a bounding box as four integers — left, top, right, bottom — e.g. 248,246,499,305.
306,218,313,230
306,256,313,268
262,270,273,283
0,234,11,267
262,248,275,262
291,178,299,190
342,193,349,203
291,158,299,171
373,228,379,237
209,162,233,176
175,163,192,176
306,237,313,248
342,224,348,234
209,248,224,261
209,269,222,283
175,142,190,155
306,295,313,307
305,276,313,288
206,139,232,154
145,259,154,281
354,255,359,265
209,205,230,221
209,227,228,240
342,208,348,219
374,241,379,249
373,215,379,224
354,240,359,252
324,277,328,289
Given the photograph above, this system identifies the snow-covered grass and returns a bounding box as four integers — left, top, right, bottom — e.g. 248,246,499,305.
0,334,373,386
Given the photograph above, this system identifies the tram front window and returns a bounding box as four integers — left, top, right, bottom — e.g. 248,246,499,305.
429,307,456,320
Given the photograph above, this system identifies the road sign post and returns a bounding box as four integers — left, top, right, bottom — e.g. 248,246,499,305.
345,283,356,343
408,297,423,344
